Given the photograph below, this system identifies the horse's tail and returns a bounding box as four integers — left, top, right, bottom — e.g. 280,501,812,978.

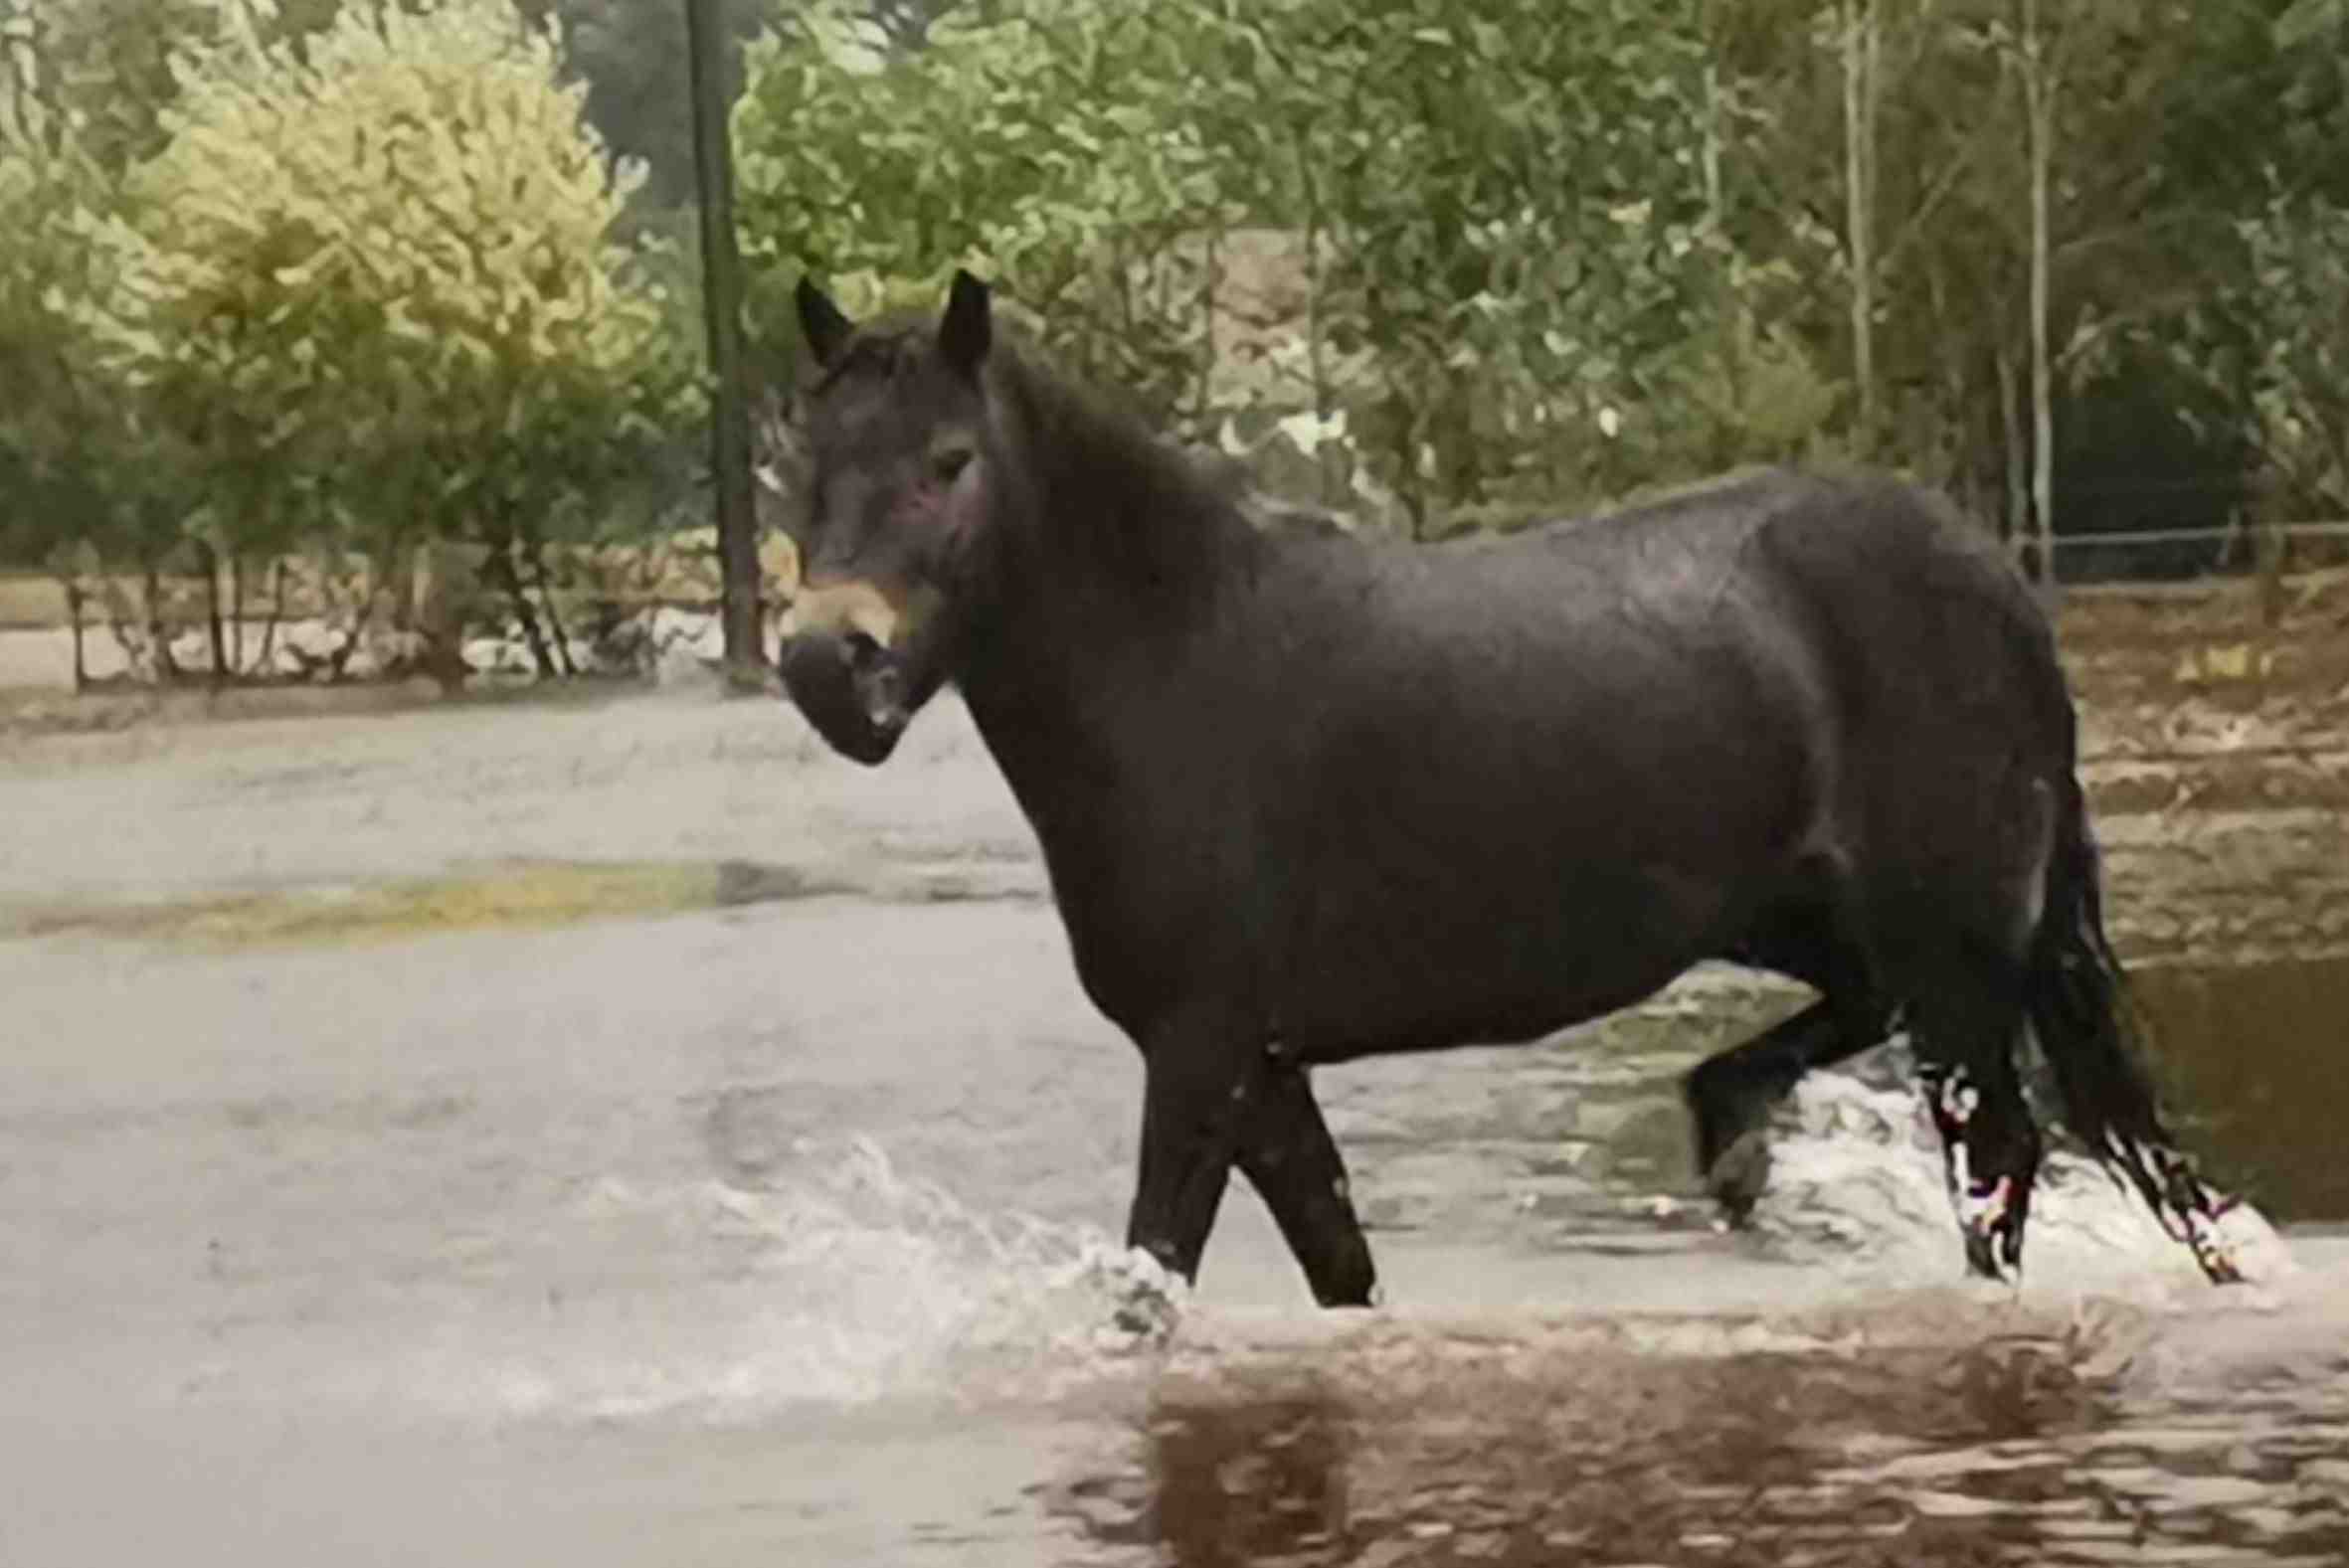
2024,776,2236,1269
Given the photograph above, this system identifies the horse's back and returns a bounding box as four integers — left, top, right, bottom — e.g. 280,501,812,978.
1241,472,1843,1048
1535,465,2074,921
1251,468,2068,1047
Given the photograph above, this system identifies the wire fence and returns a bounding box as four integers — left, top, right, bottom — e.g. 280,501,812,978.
2045,521,2349,551
2026,519,2349,584
8,521,2348,616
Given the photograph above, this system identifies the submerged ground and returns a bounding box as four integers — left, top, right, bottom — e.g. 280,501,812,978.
2,571,2346,1565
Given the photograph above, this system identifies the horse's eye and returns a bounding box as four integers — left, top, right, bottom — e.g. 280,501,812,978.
931,444,975,484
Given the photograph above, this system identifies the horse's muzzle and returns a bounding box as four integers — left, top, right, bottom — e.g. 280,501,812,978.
778,630,909,766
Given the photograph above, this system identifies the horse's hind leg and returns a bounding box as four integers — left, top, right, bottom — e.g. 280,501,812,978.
1688,894,1891,1224
1685,997,1882,1224
1233,1057,1376,1307
1909,949,2044,1281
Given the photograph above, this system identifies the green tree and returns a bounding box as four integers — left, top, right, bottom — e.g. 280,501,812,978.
0,0,194,679
737,0,1758,531
725,0,2349,557
555,0,781,212
1707,2,2290,555
737,0,1228,422
80,0,699,679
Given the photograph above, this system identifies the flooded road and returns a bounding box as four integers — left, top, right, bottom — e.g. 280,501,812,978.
2132,956,2349,1224
2,692,2345,1566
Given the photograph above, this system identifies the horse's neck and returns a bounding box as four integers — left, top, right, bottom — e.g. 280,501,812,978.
953,451,1248,832
953,540,1166,805
953,619,1121,870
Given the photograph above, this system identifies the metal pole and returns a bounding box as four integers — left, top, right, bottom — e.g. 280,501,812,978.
683,0,763,684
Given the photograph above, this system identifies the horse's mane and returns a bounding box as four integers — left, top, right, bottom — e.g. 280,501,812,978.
979,334,1260,610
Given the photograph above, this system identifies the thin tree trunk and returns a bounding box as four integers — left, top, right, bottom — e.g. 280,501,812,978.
143,565,181,684
1196,228,1220,429
684,0,761,680
1297,136,1338,506
1927,260,1967,496
2256,514,2286,628
1703,59,1723,231
1864,0,1883,446
2023,0,2056,589
230,555,245,674
1843,0,1879,457
256,560,284,676
90,559,136,675
1448,371,1475,515
489,543,556,680
66,580,88,693
529,539,577,679
1395,392,1430,542
1997,339,2027,552
198,541,228,690
307,547,361,682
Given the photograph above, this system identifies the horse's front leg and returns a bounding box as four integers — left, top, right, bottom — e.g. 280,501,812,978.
1125,1027,1377,1310
1125,1022,1246,1291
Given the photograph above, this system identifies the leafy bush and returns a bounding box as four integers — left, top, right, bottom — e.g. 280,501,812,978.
4,0,702,685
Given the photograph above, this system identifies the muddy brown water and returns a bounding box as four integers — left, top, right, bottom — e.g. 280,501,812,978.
2134,956,2349,1226
1042,1324,2349,1568
2,692,2345,1567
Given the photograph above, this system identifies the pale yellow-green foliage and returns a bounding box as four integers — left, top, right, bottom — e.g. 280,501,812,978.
82,0,683,529
0,73,85,364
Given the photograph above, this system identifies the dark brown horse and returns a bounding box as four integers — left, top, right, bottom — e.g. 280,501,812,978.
770,269,2242,1307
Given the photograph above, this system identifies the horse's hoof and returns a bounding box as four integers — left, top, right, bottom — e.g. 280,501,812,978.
1110,1285,1179,1345
1704,1128,1773,1227
1961,1228,2013,1285
1097,1250,1183,1346
2189,1228,2247,1287
1954,1176,2027,1284
1958,1211,2026,1286
2183,1189,2248,1286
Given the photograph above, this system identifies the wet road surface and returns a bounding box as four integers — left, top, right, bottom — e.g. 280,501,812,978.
3,691,2344,1566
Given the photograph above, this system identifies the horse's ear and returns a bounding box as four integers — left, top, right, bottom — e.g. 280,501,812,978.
939,268,992,378
796,276,853,369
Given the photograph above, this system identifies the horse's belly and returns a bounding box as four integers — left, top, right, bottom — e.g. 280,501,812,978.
1276,856,1730,1058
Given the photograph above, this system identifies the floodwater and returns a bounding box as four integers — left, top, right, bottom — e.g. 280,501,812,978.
2,692,2345,1567
2131,957,2349,1225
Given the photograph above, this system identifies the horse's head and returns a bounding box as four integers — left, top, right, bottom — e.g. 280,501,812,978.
771,269,1002,766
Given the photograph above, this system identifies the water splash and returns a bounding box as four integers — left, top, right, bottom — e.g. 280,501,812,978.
1750,1062,2297,1298
408,1137,1181,1427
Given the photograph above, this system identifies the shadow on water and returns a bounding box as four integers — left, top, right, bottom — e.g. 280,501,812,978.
1040,1325,2349,1567
2133,955,2349,1224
